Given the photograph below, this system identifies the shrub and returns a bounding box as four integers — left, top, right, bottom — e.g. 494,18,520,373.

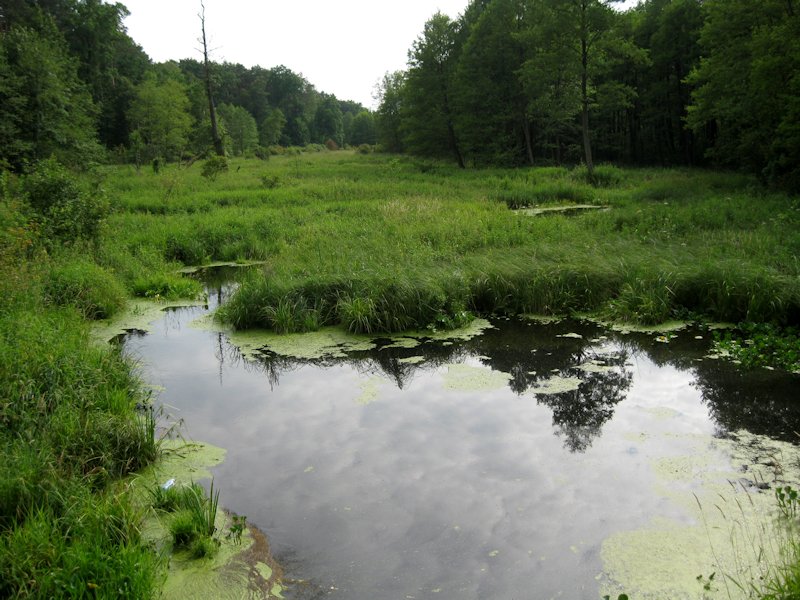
357,144,372,155
324,139,339,151
201,156,229,181
44,260,127,319
254,146,271,160
260,174,280,189
21,159,109,247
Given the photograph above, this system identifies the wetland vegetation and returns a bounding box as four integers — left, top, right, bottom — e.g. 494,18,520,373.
1,0,799,597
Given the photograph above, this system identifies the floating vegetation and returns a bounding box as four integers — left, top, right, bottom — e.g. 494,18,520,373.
398,355,426,365
529,375,583,394
600,430,800,599
92,298,206,343
356,376,385,405
442,363,512,391
712,323,800,373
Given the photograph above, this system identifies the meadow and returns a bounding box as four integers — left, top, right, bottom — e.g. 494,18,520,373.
100,151,800,333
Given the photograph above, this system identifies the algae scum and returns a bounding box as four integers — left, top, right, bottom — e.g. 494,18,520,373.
116,271,800,599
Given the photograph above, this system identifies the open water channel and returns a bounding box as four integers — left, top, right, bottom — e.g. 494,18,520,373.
118,268,800,599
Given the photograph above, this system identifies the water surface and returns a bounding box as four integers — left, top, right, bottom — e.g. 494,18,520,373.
122,273,800,599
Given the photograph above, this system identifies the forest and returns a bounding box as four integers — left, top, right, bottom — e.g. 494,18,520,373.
0,0,798,190
1,0,800,598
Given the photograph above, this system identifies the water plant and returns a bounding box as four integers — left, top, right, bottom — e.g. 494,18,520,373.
713,324,800,372
158,480,221,557
227,513,247,545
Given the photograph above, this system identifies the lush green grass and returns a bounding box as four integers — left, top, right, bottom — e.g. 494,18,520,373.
97,152,800,333
0,191,161,595
0,288,161,597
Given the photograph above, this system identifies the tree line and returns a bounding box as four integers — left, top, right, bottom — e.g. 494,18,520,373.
0,0,377,171
1,0,797,191
375,0,799,190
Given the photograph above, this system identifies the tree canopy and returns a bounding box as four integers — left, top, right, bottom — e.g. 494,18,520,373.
376,0,800,190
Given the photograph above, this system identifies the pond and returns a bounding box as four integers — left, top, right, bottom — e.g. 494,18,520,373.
120,269,800,599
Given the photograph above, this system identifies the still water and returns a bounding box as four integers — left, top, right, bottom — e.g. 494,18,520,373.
121,272,800,599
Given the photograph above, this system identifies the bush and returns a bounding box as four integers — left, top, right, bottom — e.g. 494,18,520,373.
260,174,280,189
357,144,372,155
253,146,271,160
44,259,127,319
201,156,229,181
21,159,109,248
324,139,339,151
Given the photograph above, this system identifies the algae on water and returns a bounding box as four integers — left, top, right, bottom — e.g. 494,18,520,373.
92,298,205,344
192,315,493,361
599,430,800,599
528,375,583,395
442,363,512,391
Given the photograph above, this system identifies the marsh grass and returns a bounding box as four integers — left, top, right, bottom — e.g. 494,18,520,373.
43,256,127,319
94,153,798,334
3,150,799,595
158,480,221,558
0,250,161,596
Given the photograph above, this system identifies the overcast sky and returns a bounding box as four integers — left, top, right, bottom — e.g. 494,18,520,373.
122,0,638,109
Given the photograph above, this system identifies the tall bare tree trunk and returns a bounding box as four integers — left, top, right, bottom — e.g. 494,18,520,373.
580,0,594,181
522,116,534,165
200,1,224,157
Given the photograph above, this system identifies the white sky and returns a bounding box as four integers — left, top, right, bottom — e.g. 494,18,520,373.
122,0,639,109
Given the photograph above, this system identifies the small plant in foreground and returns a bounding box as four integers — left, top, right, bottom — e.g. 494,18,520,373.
164,481,221,557
186,479,220,538
227,513,247,545
696,572,717,592
777,486,799,521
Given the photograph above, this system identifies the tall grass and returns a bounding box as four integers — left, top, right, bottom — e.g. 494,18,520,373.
0,182,161,596
94,153,799,333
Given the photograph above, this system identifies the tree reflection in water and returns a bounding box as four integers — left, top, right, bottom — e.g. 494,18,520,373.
208,308,799,453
